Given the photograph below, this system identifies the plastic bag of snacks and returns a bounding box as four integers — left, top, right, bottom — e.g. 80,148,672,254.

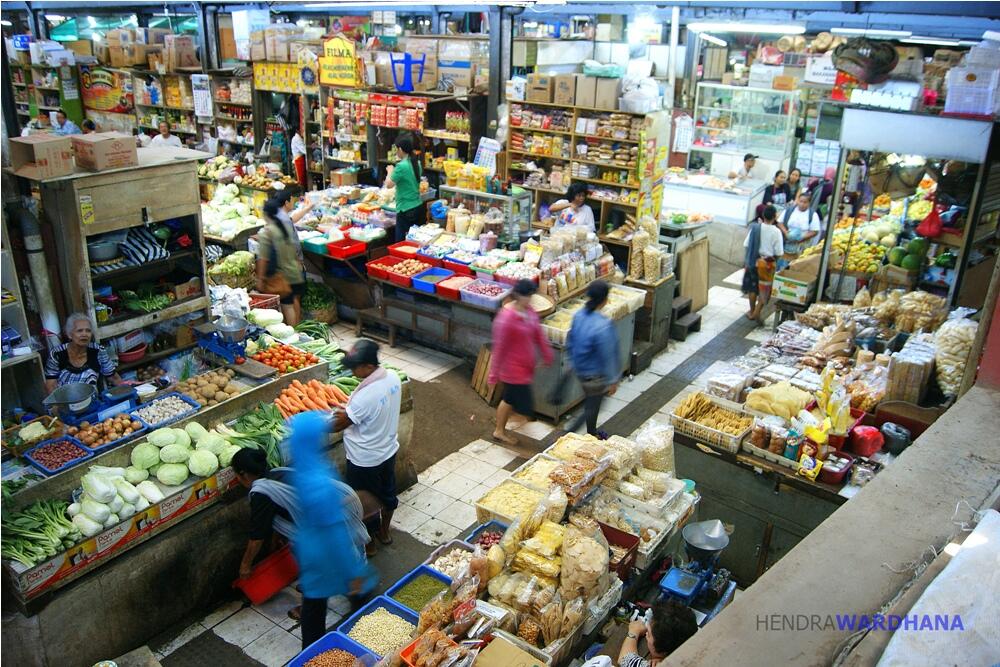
643,245,662,282
499,517,525,559
561,596,586,635
560,524,609,600
521,521,566,558
418,589,453,633
853,286,871,308
468,544,491,590
934,309,978,395
634,420,675,473
538,591,564,645
628,228,651,280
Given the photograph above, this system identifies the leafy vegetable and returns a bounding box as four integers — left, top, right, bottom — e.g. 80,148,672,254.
293,320,331,341
195,432,227,457
188,450,220,477
81,496,111,523
72,513,103,538
209,251,256,277
248,309,284,326
302,281,336,311
216,403,287,468
81,473,116,503
124,466,149,484
171,428,191,448
1,500,82,567
131,443,161,469
185,422,209,443
156,463,189,487
136,481,164,504
147,429,176,448
219,444,241,468
159,443,191,464
113,479,141,505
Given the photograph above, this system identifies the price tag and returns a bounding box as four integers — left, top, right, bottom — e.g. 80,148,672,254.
79,195,95,226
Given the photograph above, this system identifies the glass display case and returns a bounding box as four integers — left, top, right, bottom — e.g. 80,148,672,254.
689,83,800,176
438,185,533,245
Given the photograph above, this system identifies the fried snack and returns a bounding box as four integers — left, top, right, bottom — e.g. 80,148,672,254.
673,392,753,435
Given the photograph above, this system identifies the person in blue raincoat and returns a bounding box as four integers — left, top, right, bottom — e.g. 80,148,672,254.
287,411,378,649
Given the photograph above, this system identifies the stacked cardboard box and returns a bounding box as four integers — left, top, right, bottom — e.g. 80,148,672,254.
526,73,554,103
164,35,199,71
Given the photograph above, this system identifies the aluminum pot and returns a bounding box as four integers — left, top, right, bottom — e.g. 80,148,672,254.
43,383,97,414
87,240,120,262
215,316,249,343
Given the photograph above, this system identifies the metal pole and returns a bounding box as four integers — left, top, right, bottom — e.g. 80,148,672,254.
667,6,679,109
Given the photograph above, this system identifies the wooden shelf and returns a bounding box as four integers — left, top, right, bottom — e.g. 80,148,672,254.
1,351,40,370
98,295,210,339
33,86,59,92
509,150,571,161
215,115,252,123
510,126,573,137
511,99,649,116
589,197,637,208
423,129,471,142
118,342,197,373
572,157,634,170
575,133,640,143
136,103,196,112
572,176,640,190
138,125,198,134
516,183,568,196
214,99,251,107
91,248,200,283
598,234,633,247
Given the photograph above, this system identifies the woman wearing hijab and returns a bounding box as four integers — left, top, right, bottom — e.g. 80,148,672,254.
257,190,314,325
286,411,377,649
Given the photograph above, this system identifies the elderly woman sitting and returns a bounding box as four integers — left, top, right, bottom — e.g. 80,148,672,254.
44,313,122,393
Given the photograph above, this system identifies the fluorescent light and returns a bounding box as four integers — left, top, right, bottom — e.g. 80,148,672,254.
87,16,97,27
700,33,727,47
959,40,981,46
92,34,102,42
687,22,805,35
45,14,65,21
831,27,911,39
901,36,960,46
0,20,12,27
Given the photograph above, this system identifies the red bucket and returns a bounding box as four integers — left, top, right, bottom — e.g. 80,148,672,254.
233,545,299,605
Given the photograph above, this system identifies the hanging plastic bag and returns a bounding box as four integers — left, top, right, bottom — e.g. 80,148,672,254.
916,195,943,238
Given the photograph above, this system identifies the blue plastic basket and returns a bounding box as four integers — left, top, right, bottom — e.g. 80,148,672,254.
385,565,452,612
464,519,508,546
128,392,201,429
80,414,152,454
411,267,455,295
289,631,377,667
337,596,419,657
24,436,94,476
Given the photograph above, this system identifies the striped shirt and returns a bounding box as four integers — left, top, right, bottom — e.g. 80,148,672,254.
619,653,651,667
45,343,115,388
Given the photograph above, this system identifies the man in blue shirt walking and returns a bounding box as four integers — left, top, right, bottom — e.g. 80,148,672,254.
566,281,620,437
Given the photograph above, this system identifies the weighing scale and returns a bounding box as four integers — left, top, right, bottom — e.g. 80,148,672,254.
658,519,736,623
45,384,139,427
193,320,276,378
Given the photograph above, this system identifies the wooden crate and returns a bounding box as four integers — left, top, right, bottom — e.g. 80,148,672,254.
471,344,501,406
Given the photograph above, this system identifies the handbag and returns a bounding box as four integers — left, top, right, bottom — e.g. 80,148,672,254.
260,229,292,297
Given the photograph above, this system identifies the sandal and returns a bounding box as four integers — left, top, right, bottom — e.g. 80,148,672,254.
491,431,518,446
287,605,302,622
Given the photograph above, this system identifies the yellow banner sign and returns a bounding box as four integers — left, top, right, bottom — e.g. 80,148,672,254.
320,35,357,87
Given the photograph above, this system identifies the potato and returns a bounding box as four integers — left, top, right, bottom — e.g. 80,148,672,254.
214,391,228,402
200,385,217,399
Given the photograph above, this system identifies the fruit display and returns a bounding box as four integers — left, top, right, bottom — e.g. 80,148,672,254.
198,155,239,181
907,199,934,221
235,167,297,191
174,369,242,407
887,237,929,271
802,233,886,273
251,343,319,374
371,258,431,278
873,193,892,208
67,415,145,450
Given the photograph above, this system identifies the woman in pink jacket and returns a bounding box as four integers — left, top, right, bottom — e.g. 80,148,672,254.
489,280,554,444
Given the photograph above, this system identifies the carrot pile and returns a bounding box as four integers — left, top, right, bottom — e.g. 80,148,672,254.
274,379,351,418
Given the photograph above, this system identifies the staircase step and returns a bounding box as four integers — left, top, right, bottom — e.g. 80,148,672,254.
672,295,692,318
676,312,702,332
669,321,689,341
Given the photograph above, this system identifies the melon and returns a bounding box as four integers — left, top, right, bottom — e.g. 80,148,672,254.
907,237,929,257
900,253,923,271
873,223,892,238
880,233,897,247
888,247,908,267
862,229,881,244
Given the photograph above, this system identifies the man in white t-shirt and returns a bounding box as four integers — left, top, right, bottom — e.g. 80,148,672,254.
730,153,758,181
779,190,822,256
150,120,183,148
333,339,402,551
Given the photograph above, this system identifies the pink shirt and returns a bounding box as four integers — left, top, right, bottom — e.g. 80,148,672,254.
488,305,554,386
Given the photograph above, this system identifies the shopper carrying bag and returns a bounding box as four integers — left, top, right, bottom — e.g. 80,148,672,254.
565,281,620,438
256,190,315,325
742,205,783,324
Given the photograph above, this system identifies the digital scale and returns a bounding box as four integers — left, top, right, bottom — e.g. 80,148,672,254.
659,519,736,623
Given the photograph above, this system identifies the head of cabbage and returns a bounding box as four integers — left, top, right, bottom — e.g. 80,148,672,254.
188,450,219,477
130,443,161,470
156,463,189,487
159,443,191,464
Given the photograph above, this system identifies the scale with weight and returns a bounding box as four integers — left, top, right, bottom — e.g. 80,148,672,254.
44,383,139,427
193,317,276,379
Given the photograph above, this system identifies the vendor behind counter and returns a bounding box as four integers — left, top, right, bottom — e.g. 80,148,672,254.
593,599,698,667
44,312,122,393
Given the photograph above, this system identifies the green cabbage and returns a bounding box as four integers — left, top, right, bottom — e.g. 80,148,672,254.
159,444,191,464
195,432,227,457
156,463,189,487
147,429,176,448
81,473,116,503
219,444,242,468
131,443,161,470
185,422,209,443
73,513,103,538
124,466,149,484
188,450,219,477
172,428,191,448
113,479,141,505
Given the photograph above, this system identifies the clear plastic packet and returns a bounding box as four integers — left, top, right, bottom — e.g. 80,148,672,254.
511,549,562,579
514,575,540,613
538,591,563,645
417,590,453,634
498,572,528,606
486,544,506,579
560,596,585,635
560,524,610,600
518,616,543,647
374,648,403,667
635,467,672,494
499,517,525,558
531,582,557,615
618,479,646,500
522,501,547,538
521,521,566,558
487,572,510,599
468,544,490,590
545,485,568,523
635,420,675,473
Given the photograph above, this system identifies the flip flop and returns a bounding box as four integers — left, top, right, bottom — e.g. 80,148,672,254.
287,605,302,622
377,532,393,546
491,432,518,446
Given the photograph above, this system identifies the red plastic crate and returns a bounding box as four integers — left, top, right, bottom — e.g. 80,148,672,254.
249,292,280,310
442,258,474,276
599,522,639,579
438,275,475,300
386,270,415,288
366,256,405,280
828,408,865,450
327,238,366,259
416,251,443,268
388,240,421,259
819,450,855,485
233,545,298,605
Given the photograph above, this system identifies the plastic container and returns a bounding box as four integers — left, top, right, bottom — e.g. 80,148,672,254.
670,393,751,454
387,240,421,259
416,251,444,268
411,267,455,294
24,436,93,476
302,237,331,256
437,275,475,300
338,596,419,657
248,292,280,310
80,414,152,454
366,256,406,281
327,238,367,260
288,631,376,667
849,425,884,457
459,279,512,311
233,544,299,605
599,522,640,579
128,392,201,429
118,343,147,364
422,539,475,577
442,255,474,276
827,408,865,450
464,519,508,546
385,565,452,612
400,634,459,667
819,450,855,485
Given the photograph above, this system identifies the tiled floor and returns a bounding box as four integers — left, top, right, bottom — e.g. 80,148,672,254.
330,323,463,382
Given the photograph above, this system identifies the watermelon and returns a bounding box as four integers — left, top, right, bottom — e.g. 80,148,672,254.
888,247,908,267
900,253,923,271
907,237,929,257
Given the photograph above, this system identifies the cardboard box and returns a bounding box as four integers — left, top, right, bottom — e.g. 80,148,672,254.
250,30,266,61
164,35,198,71
394,54,436,92
173,277,203,301
9,135,74,180
553,74,577,105
71,132,139,172
505,78,525,101
135,28,171,45
374,51,394,87
773,268,817,305
575,74,597,108
772,74,798,91
329,169,359,187
94,44,110,66
595,14,626,42
439,60,474,89
526,72,554,103
594,77,622,110
476,635,548,667
108,46,130,68
105,29,133,45
63,39,93,57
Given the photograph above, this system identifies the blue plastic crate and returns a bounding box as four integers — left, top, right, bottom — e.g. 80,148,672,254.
24,436,94,476
411,267,455,294
464,519,508,546
128,392,201,429
337,596,418,657
80,414,152,454
289,630,377,667
385,565,452,612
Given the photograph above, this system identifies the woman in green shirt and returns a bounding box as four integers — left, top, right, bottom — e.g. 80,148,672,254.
384,133,424,243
